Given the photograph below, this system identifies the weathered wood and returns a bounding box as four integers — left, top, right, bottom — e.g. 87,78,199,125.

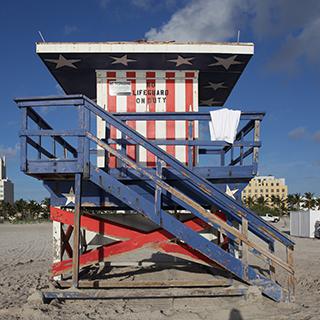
52,218,62,281
286,246,295,302
241,217,248,281
253,120,260,164
55,278,232,289
72,174,82,288
86,132,294,275
42,286,247,301
61,225,73,258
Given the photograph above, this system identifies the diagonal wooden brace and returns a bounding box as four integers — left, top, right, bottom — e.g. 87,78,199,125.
50,207,219,276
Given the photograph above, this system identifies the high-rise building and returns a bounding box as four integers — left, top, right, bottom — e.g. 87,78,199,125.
242,175,288,207
0,157,14,204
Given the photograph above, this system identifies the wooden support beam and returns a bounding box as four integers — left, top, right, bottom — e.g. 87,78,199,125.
241,217,248,281
253,120,260,164
55,278,232,289
87,131,294,275
72,174,82,288
61,225,73,258
42,286,248,301
52,219,62,281
155,159,164,226
286,246,295,302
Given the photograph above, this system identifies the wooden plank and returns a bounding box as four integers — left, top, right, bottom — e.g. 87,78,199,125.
87,132,294,275
72,174,82,288
253,120,260,164
42,286,247,301
61,225,73,258
286,246,295,302
241,217,248,281
55,278,232,289
51,218,212,276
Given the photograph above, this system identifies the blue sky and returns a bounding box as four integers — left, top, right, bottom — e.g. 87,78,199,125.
0,0,319,200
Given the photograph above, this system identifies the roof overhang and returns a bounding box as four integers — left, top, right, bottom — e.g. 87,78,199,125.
37,41,254,105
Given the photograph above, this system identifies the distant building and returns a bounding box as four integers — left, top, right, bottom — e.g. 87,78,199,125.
0,157,14,204
242,175,288,207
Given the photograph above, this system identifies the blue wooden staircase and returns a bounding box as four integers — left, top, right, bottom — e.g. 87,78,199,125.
16,95,295,302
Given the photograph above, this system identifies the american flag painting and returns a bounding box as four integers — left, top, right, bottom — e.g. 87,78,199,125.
96,70,199,168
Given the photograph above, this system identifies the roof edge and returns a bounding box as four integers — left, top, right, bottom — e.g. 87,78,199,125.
36,41,254,55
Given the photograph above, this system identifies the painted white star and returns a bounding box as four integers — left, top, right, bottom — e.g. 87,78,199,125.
209,55,243,70
62,187,75,206
45,54,81,69
200,97,222,106
110,55,136,66
225,185,239,199
204,82,227,91
168,55,194,67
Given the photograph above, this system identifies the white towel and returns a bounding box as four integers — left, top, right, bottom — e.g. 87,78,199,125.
209,108,241,144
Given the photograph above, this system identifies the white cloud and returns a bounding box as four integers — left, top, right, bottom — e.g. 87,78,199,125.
0,144,20,158
145,0,248,42
145,0,320,70
288,127,306,140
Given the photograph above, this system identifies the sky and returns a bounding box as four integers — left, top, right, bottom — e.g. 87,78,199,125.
0,0,319,201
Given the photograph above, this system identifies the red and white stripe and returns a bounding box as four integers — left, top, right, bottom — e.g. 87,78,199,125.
96,70,198,168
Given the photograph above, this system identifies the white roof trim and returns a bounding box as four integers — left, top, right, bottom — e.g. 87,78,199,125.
36,42,254,55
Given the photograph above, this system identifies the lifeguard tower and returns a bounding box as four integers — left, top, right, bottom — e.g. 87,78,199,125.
16,41,294,302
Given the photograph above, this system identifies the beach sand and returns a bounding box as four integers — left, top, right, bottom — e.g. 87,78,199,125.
0,221,319,320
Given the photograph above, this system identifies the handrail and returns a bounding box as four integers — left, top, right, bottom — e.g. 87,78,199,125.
25,107,78,157
86,130,294,274
80,96,293,248
15,94,292,247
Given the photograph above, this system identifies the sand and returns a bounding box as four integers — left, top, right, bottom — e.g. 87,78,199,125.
0,221,319,320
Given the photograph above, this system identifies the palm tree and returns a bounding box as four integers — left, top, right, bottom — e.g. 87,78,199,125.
303,192,316,210
270,195,281,209
293,193,303,210
315,197,320,210
40,198,50,219
245,196,255,208
256,196,269,207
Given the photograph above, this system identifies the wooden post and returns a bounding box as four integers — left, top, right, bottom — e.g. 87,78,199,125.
253,120,260,164
21,108,28,172
52,211,63,281
240,131,244,165
241,217,248,281
286,246,295,302
188,120,193,169
155,159,164,226
72,173,82,288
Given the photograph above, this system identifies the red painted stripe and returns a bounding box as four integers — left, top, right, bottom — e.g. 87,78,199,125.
51,208,209,276
50,207,208,240
107,73,117,168
146,72,156,78
185,76,193,166
146,75,156,167
107,71,116,78
126,71,135,78
126,71,136,161
186,72,195,78
166,72,175,157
